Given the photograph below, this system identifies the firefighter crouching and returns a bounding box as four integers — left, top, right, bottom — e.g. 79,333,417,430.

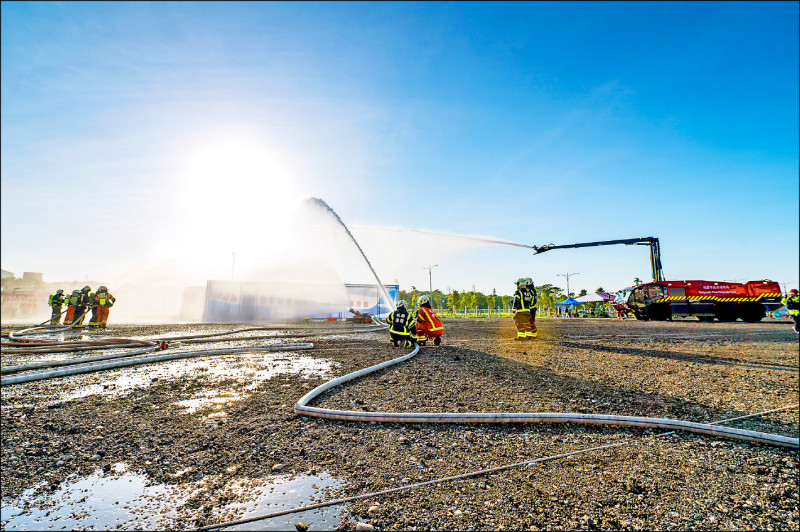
48,289,66,325
512,278,536,340
96,286,115,328
415,295,444,346
386,299,418,348
783,289,799,334
70,286,92,328
525,277,538,339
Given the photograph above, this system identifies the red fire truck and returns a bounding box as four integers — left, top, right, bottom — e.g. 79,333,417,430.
613,280,783,322
533,237,784,322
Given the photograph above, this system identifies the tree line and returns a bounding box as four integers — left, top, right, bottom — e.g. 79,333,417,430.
397,284,610,312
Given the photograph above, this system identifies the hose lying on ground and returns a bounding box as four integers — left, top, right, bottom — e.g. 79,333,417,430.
1,344,314,386
1,346,161,374
295,344,799,449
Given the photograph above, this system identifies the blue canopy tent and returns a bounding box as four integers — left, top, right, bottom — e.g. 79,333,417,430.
556,297,584,317
556,297,583,307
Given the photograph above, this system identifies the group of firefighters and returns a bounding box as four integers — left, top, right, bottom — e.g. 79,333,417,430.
386,294,445,348
386,277,540,346
47,286,116,328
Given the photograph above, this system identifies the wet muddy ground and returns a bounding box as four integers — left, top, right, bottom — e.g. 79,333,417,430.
1,318,798,530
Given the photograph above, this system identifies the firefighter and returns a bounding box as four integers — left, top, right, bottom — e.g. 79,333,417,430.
87,291,99,328
782,288,799,333
63,289,81,326
524,277,538,339
96,286,116,329
386,299,417,348
512,278,534,340
415,295,444,345
71,286,92,328
48,289,66,325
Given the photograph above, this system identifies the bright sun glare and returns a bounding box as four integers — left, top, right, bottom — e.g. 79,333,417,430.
175,133,303,247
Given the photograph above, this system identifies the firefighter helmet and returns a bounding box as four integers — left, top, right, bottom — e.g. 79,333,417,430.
516,278,525,287
418,295,430,305
55,289,63,295
526,277,533,286
98,286,107,292
82,285,91,292
397,299,408,308
791,289,799,295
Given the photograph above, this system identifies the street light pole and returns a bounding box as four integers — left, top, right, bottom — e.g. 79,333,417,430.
424,264,438,299
557,272,579,297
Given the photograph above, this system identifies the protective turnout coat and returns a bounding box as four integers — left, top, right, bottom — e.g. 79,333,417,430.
416,305,444,339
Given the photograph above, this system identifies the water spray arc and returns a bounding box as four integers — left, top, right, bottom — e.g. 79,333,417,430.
307,197,396,313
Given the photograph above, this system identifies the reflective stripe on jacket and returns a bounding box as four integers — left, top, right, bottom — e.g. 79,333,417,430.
782,294,800,316
387,308,415,335
416,306,443,331
513,288,532,312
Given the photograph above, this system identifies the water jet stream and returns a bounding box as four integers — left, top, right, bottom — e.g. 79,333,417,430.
306,197,396,313
359,226,533,248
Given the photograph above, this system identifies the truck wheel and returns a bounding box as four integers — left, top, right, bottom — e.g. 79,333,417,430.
647,304,671,321
738,304,765,323
434,337,441,346
715,305,737,322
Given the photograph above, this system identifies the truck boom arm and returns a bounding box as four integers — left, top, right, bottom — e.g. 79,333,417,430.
532,237,665,282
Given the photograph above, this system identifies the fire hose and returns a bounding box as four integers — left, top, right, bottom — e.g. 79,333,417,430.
295,343,799,449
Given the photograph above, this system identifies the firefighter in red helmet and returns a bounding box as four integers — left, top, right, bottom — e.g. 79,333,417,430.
783,288,799,333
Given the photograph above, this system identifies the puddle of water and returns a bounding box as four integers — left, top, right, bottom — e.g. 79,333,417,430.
0,463,187,530
221,473,345,531
171,353,336,413
0,465,344,531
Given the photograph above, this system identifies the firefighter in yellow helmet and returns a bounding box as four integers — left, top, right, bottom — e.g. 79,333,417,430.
782,288,799,333
386,299,418,348
48,289,66,325
96,286,116,329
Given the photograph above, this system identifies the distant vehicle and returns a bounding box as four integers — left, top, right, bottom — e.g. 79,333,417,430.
612,280,783,322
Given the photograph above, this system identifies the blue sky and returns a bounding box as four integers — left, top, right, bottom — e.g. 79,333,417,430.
2,1,798,300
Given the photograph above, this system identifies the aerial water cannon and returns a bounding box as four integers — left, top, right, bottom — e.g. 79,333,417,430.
531,236,664,282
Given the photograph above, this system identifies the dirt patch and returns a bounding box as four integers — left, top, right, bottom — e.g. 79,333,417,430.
2,319,798,530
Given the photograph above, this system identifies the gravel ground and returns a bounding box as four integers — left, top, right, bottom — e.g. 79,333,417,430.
1,318,798,531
